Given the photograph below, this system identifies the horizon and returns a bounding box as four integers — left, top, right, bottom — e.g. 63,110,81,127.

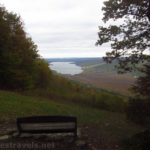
44,56,102,59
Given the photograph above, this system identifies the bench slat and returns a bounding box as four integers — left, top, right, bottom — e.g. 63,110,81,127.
16,116,77,138
21,123,75,130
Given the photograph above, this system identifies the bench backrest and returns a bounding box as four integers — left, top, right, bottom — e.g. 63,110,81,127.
17,116,77,137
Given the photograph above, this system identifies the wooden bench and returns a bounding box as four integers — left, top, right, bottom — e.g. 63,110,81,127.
16,116,77,138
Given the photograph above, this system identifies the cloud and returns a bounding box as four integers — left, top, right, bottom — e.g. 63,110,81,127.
0,0,108,58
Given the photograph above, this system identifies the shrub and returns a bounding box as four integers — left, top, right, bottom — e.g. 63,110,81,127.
126,97,150,126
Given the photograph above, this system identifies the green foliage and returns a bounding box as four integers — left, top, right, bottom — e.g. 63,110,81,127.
24,73,127,113
96,0,150,72
127,64,150,126
123,130,150,150
127,97,150,126
0,5,51,90
132,64,150,98
34,59,52,88
96,0,150,128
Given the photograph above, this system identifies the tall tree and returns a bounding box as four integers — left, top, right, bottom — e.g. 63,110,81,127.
96,0,150,73
96,0,150,126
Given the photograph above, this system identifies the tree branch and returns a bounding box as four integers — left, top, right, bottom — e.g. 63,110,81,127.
148,0,150,21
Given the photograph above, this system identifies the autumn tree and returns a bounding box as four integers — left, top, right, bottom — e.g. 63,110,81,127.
0,5,51,90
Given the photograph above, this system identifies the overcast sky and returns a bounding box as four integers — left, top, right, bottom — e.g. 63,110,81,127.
0,0,110,58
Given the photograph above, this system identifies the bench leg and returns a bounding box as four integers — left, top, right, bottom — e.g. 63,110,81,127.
15,132,21,138
74,131,78,140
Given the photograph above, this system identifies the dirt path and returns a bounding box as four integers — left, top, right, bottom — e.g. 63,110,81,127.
0,123,126,150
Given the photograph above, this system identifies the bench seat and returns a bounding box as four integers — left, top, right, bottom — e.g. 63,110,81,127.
17,116,77,138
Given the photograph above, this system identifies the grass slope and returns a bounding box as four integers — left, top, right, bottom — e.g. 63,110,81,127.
0,90,123,123
0,90,141,132
0,90,143,149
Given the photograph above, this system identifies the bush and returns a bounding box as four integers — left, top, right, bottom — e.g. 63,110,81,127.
123,130,150,150
126,97,150,126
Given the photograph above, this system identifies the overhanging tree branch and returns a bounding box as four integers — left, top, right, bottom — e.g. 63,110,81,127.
96,0,150,72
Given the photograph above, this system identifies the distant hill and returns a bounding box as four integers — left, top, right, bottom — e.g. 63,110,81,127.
46,57,140,95
46,57,103,64
46,57,139,77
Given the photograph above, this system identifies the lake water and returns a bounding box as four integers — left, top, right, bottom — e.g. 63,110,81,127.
50,62,83,75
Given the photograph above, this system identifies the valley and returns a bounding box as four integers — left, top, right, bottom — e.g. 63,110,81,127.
47,57,137,95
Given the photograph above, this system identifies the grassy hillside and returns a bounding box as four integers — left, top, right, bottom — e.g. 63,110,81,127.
23,73,127,113
0,90,123,123
0,90,141,132
0,90,142,149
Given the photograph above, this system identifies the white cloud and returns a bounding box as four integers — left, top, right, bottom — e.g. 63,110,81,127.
0,0,108,58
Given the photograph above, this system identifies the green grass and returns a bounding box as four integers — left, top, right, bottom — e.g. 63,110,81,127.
0,90,121,123
0,90,141,136
0,90,144,150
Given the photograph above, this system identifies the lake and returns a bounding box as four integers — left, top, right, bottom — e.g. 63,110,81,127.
49,62,83,75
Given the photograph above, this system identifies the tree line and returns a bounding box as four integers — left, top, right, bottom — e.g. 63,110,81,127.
0,5,52,90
